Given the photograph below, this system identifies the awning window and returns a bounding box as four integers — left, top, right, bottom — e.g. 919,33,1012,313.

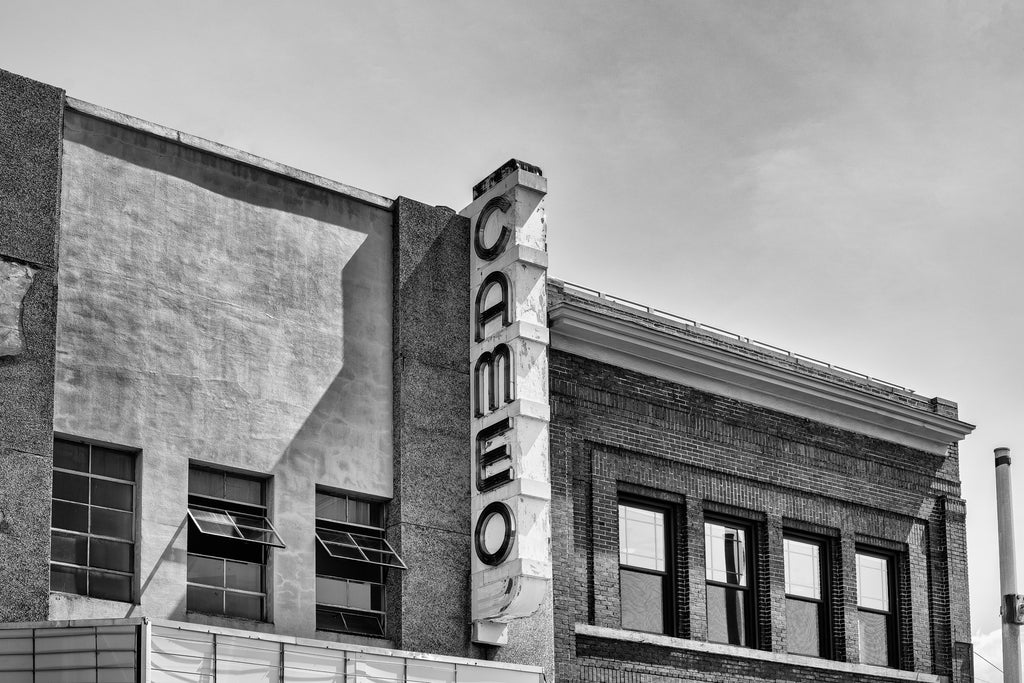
315,529,406,569
187,506,286,548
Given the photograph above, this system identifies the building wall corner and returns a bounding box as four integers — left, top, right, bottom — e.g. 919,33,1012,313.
0,67,65,621
390,196,475,657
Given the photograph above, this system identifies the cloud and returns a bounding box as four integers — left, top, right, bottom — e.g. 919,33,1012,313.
973,628,1004,680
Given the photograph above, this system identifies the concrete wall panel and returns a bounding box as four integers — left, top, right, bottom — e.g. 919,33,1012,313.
0,449,53,621
0,70,62,267
391,198,475,657
0,68,64,622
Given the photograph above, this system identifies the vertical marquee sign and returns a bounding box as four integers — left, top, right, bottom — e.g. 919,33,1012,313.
462,160,552,646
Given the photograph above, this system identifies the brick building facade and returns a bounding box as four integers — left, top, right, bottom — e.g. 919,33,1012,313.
0,67,974,682
547,282,974,681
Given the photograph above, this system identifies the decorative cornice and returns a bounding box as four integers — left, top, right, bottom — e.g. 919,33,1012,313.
548,299,974,456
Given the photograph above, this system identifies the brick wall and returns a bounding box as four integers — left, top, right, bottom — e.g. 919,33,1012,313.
550,350,972,682
574,634,928,683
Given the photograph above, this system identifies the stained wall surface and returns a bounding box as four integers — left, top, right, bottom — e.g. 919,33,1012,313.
51,109,394,638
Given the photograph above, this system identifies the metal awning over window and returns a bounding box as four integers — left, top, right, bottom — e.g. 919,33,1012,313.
316,528,407,569
187,506,286,548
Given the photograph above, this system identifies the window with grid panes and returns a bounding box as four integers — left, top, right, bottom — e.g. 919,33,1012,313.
617,501,670,634
186,467,284,621
705,518,756,647
784,535,830,657
50,438,137,602
314,490,406,637
856,550,898,667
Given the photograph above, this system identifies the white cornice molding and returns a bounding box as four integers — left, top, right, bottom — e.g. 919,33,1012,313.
549,303,974,456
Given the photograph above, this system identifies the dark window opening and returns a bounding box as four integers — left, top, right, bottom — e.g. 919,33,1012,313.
618,501,670,634
784,535,831,658
50,437,136,603
314,490,404,637
186,467,280,621
704,518,755,647
856,549,899,667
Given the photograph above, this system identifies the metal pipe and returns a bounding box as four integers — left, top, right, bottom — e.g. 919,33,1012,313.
996,446,1021,683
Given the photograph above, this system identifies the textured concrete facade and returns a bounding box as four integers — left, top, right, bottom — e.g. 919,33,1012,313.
0,68,64,623
51,107,394,636
390,197,477,656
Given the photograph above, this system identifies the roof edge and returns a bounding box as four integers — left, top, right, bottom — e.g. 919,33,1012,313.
549,299,974,456
64,96,395,210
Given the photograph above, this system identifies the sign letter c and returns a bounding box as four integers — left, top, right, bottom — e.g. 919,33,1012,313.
474,196,512,261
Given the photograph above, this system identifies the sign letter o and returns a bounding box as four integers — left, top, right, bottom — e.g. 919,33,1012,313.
474,501,515,565
474,196,513,261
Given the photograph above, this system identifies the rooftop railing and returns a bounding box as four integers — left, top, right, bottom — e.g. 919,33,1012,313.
554,279,912,394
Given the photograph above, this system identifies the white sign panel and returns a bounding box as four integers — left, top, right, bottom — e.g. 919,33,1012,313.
461,160,552,646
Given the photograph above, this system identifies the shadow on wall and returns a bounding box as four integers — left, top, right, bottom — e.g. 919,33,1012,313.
66,110,393,496
271,218,392,495
60,112,393,630
65,111,385,233
129,519,187,619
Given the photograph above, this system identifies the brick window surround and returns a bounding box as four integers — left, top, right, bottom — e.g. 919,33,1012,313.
856,548,901,668
550,348,964,679
617,499,671,634
783,533,833,658
704,516,757,647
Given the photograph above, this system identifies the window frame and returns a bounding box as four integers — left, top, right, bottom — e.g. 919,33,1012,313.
703,514,758,648
314,489,404,638
50,437,138,603
855,547,900,668
782,531,833,659
316,528,406,569
617,497,674,635
186,465,278,621
186,506,285,548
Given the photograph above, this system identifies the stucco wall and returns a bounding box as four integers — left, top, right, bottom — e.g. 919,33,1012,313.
51,109,393,638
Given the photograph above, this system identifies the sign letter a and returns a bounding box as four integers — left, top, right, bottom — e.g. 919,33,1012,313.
475,271,512,342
